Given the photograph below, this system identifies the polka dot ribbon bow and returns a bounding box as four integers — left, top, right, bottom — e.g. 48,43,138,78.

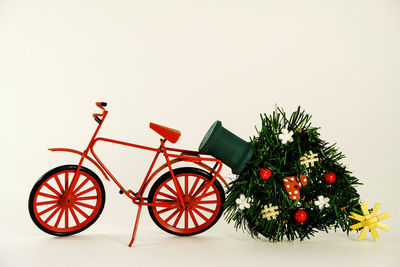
282,175,308,200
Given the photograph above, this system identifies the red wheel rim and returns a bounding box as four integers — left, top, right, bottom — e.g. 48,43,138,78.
32,170,103,233
152,172,222,234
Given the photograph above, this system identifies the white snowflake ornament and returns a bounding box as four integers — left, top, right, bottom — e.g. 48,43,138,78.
300,151,319,168
262,203,280,220
279,128,294,144
314,195,330,210
235,194,252,210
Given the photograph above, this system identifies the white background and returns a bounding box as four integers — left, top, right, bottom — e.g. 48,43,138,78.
1,0,399,266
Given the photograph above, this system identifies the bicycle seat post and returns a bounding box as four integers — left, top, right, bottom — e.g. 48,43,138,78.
159,139,186,208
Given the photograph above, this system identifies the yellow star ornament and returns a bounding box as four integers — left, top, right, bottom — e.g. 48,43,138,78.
349,202,390,242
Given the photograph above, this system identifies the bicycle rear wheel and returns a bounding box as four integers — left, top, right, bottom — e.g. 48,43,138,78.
148,167,225,236
29,165,105,236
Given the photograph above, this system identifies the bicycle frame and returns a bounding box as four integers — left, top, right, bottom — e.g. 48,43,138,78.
49,102,228,246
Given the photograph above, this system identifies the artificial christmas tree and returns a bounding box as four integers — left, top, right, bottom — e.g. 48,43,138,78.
203,107,389,241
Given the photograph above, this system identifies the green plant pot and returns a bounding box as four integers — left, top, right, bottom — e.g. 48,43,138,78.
198,121,253,174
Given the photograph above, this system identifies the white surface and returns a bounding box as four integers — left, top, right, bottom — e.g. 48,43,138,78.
1,0,399,266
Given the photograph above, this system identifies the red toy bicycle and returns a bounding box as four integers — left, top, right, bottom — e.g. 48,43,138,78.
29,102,228,246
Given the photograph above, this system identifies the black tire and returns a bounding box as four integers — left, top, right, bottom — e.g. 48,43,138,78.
29,165,106,236
148,167,225,236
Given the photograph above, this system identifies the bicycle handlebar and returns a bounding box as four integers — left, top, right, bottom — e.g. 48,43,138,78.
93,102,108,124
94,116,102,124
96,102,107,109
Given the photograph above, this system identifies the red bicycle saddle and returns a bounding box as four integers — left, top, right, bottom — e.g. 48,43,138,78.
149,122,181,143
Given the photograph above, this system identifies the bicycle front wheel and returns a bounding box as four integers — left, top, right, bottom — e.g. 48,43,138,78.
29,165,105,236
148,167,225,236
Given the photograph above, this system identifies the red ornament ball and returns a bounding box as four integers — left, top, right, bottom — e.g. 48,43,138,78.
259,168,272,180
294,209,307,223
324,172,336,184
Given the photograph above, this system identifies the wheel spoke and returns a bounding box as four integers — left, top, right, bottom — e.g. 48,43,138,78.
54,175,64,194
44,206,62,223
65,208,69,228
195,205,215,214
188,177,200,196
69,205,80,225
157,207,175,215
164,209,180,224
164,184,178,197
38,203,59,216
75,186,95,197
189,210,198,227
76,196,98,201
192,181,207,198
72,204,89,218
73,178,89,195
193,208,209,222
157,192,177,200
65,172,69,192
74,201,95,210
54,207,64,228
36,200,59,206
44,183,62,197
173,210,184,227
195,191,216,201
185,210,189,229
38,192,59,199
184,175,188,196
